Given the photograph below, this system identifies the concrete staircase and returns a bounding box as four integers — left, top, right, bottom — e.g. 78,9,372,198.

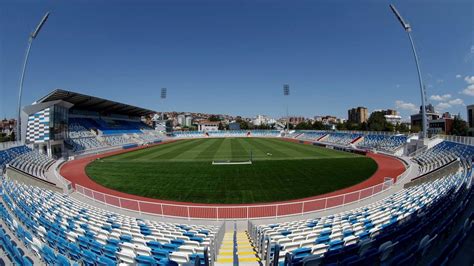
236,231,260,264
215,224,260,266
216,231,234,264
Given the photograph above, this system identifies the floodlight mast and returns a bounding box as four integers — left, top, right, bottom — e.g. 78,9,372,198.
283,84,290,133
389,4,427,139
17,11,50,141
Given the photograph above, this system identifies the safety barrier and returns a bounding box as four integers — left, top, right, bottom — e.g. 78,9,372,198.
74,178,394,220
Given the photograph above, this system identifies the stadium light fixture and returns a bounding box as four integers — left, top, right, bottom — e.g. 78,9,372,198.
389,4,427,139
160,88,167,100
17,11,51,142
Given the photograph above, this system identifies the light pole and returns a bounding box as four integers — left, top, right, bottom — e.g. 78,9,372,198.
17,11,50,141
389,4,427,139
160,87,167,120
283,84,290,132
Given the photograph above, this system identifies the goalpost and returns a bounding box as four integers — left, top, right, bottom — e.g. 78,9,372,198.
211,150,253,165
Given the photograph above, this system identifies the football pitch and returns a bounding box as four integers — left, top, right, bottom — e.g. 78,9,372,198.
86,138,377,204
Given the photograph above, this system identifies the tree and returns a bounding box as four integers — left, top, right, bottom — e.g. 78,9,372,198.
451,116,468,136
312,121,325,130
395,123,410,133
256,124,272,130
295,121,312,130
336,122,346,130
239,120,251,130
208,115,221,122
411,125,421,133
359,122,369,131
367,111,393,131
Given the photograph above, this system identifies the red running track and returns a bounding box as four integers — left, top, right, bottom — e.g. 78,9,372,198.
60,140,406,219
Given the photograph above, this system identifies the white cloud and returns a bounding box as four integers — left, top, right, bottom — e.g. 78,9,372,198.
436,79,444,84
395,100,418,113
461,76,474,96
456,74,462,79
430,94,451,101
436,102,451,111
434,98,464,112
462,85,474,96
465,76,474,84
448,98,464,105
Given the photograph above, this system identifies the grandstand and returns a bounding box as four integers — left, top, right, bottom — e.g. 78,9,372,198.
323,133,362,146
1,179,223,265
357,134,408,153
249,168,472,265
8,150,55,180
412,141,474,174
20,89,158,157
0,89,472,265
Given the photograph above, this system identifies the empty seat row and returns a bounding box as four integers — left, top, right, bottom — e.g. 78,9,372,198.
8,150,55,180
1,177,221,265
250,166,471,265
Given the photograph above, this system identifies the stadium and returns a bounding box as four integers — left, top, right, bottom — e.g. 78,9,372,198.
0,87,472,265
1,2,473,266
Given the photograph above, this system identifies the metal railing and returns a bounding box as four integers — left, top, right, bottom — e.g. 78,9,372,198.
437,135,474,146
74,178,394,220
53,160,74,194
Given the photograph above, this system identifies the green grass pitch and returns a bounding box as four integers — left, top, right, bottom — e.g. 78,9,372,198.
86,138,377,204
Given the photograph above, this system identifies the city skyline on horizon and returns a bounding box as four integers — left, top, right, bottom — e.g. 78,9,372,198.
1,1,472,122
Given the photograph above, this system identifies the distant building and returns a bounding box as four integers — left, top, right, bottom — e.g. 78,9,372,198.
377,109,402,125
428,112,454,135
384,115,402,125
288,116,306,125
382,109,398,116
197,121,220,131
411,104,440,129
468,105,474,136
253,115,274,126
314,115,342,125
185,115,193,127
177,114,186,126
348,107,368,124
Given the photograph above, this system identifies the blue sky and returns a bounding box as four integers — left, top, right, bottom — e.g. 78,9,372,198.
1,0,472,121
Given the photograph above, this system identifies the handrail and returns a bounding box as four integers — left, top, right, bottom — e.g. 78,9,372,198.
436,134,474,146
53,160,74,194
408,145,428,157
74,178,394,220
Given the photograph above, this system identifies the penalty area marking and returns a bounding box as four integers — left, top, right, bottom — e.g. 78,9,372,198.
212,160,253,165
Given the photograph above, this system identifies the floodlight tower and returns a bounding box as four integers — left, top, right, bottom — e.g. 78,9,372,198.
283,84,290,132
17,11,51,141
389,4,427,139
160,88,167,120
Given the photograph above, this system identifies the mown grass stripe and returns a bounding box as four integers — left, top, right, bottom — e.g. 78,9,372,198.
147,139,207,160
230,138,251,160
213,138,233,161
106,139,191,161
86,138,378,204
195,138,225,160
